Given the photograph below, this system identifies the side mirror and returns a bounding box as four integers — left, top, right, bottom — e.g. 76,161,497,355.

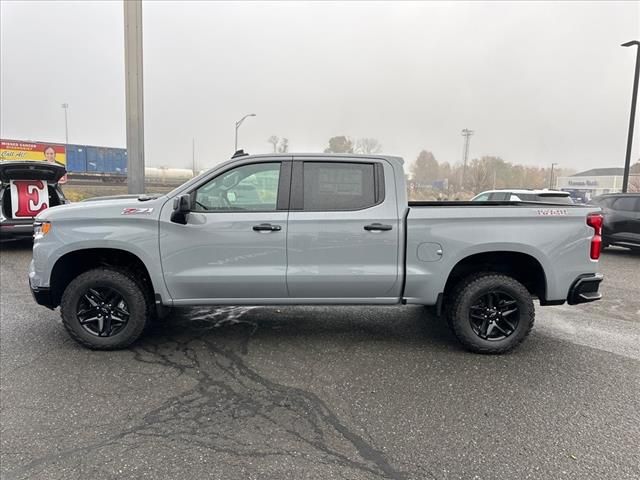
170,194,192,225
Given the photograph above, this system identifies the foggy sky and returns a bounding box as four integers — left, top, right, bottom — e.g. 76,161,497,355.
1,1,638,172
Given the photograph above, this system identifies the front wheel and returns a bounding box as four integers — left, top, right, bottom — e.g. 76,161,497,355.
60,268,150,350
447,273,534,354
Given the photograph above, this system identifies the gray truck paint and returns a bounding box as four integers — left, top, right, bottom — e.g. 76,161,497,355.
30,153,600,307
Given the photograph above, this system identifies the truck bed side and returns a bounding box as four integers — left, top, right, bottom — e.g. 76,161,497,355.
404,204,600,305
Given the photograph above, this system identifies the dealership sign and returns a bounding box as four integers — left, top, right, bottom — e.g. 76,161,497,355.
568,180,598,186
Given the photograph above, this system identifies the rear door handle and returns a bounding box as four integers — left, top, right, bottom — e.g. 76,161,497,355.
252,223,281,232
364,223,392,231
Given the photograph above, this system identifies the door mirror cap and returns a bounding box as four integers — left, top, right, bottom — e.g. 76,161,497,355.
171,194,192,224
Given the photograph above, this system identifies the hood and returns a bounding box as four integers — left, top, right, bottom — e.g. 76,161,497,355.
0,161,66,184
36,194,166,222
81,193,160,203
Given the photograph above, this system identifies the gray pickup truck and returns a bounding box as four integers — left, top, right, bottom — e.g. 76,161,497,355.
29,153,604,353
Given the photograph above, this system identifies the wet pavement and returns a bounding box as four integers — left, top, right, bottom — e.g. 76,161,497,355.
1,240,639,480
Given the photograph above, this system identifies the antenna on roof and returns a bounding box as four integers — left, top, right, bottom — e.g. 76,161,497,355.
231,149,249,159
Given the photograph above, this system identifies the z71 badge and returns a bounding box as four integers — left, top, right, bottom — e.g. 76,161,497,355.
536,208,568,216
121,207,154,215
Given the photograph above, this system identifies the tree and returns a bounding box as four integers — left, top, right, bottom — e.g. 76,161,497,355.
278,138,289,153
355,138,382,154
410,150,438,186
629,161,640,192
267,136,279,153
324,136,353,153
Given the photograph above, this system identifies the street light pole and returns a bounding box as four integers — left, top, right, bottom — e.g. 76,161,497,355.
622,40,640,193
234,113,256,151
549,162,559,189
61,103,69,145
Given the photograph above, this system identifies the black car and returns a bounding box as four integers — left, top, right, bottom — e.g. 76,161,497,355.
590,193,640,250
0,161,68,240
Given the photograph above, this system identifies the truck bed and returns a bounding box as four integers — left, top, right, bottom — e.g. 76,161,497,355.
403,202,599,305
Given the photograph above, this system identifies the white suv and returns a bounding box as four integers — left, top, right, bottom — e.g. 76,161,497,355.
472,189,574,204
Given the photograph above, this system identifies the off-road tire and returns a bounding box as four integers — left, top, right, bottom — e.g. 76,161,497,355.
447,272,535,354
60,268,150,350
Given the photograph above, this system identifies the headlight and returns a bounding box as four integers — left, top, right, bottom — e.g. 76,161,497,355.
33,221,52,240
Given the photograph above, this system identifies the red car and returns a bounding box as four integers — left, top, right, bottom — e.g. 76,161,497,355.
0,161,68,240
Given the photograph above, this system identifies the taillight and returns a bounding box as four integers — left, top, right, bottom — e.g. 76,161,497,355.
587,213,603,260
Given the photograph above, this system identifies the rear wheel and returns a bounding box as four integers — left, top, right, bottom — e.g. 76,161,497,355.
60,268,150,350
447,273,534,354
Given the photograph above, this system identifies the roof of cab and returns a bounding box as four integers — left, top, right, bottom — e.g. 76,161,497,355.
230,152,404,164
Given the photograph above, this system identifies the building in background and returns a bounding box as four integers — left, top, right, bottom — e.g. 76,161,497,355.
556,168,640,201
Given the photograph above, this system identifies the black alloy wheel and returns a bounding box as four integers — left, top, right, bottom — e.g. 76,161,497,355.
60,268,150,350
469,290,520,341
446,273,535,354
77,287,130,337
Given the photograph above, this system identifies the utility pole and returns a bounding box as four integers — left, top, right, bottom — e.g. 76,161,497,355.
621,40,639,193
549,163,559,189
234,113,256,151
124,0,145,194
461,129,474,188
61,103,69,145
192,137,196,176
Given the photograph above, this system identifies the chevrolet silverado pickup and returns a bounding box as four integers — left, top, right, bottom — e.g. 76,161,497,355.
29,153,604,353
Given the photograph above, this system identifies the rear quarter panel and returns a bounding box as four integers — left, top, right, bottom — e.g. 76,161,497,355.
405,205,600,305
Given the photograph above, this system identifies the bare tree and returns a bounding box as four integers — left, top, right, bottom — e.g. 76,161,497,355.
355,138,382,154
629,161,640,192
278,138,289,153
267,135,279,153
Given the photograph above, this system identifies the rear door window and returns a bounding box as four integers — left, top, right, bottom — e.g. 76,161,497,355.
517,193,572,204
488,192,509,201
302,162,379,211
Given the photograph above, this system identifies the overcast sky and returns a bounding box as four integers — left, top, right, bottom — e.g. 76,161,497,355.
1,1,638,172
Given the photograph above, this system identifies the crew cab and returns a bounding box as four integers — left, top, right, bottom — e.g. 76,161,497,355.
1,161,68,240
29,153,604,353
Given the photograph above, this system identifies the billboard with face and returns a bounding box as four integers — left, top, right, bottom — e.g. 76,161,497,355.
1,139,67,184
0,139,67,166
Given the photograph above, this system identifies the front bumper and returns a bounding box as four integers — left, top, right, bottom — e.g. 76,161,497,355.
30,283,55,309
567,273,604,305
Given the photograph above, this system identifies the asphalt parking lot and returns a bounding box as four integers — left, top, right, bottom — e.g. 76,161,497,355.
1,241,639,480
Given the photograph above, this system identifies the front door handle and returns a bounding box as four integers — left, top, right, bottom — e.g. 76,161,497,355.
253,223,281,232
364,223,393,232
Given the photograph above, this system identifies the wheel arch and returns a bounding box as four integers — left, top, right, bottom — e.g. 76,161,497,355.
442,250,548,305
49,248,156,308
